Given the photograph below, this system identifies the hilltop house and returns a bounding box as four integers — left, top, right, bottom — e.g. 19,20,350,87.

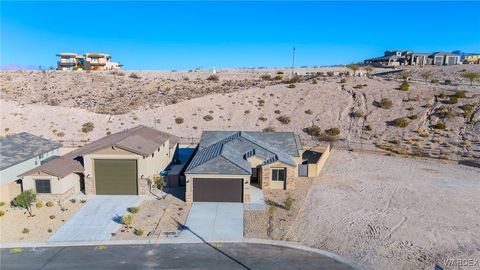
57,52,122,71
364,50,460,67
0,133,61,201
184,131,330,203
20,126,178,201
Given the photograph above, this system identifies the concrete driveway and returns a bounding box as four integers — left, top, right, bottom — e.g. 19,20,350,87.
179,202,243,242
48,195,142,242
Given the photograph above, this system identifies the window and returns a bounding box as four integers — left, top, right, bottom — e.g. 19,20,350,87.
35,180,51,193
39,154,44,159
271,168,286,181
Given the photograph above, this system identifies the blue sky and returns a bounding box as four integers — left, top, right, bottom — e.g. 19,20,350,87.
1,1,479,70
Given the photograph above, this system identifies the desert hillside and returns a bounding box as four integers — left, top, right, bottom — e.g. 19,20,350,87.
1,65,479,162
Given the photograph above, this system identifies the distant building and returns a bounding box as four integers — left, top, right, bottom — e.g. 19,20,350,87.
56,52,122,71
364,50,460,67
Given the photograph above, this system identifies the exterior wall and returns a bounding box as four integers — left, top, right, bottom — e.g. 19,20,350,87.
260,161,296,190
22,172,80,202
305,144,331,177
184,173,251,203
0,147,61,200
0,181,22,202
83,142,174,195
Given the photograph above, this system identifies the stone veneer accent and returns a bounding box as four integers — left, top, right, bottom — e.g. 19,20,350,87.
285,166,295,190
261,163,295,190
244,193,251,203
85,176,95,195
138,177,151,195
186,191,193,203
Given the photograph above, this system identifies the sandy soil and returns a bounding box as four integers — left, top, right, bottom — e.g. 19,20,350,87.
0,199,84,243
111,194,189,240
283,149,480,270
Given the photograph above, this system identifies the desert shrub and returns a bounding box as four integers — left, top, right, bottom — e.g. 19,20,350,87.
70,199,76,203
263,126,275,132
0,201,5,207
453,91,466,98
15,190,36,217
448,96,458,104
46,201,54,207
364,125,372,131
392,118,409,128
431,79,439,83
406,107,414,111
438,92,446,99
462,104,474,119
379,98,393,109
352,111,364,118
134,229,144,236
47,228,52,233
244,110,250,115
287,84,296,89
274,110,281,114
174,117,184,124
434,122,446,130
306,125,321,137
311,79,317,84
340,78,346,83
325,128,340,136
203,115,214,121
206,75,219,82
80,199,87,203
463,140,472,147
257,99,265,106
437,106,454,119
327,71,334,77
444,79,452,85
56,132,65,137
283,76,301,84
22,228,30,234
261,75,272,81
408,114,418,120
353,84,363,89
128,207,140,214
49,215,55,220
129,73,141,79
277,115,291,124
81,122,94,133
273,75,283,80
35,201,44,208
400,82,409,91
121,214,134,226
276,71,284,75
0,210,4,217
304,109,313,115
284,194,293,211
258,117,267,122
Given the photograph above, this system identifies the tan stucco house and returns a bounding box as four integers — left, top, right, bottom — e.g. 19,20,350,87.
20,126,178,201
184,131,330,203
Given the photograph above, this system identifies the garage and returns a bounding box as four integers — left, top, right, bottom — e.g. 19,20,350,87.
94,159,138,195
193,178,243,202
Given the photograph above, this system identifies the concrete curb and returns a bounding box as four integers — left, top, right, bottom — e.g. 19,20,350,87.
1,238,364,270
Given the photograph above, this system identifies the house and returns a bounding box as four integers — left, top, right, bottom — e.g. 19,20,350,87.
20,126,179,201
364,50,461,67
56,52,122,71
0,133,62,201
184,131,330,203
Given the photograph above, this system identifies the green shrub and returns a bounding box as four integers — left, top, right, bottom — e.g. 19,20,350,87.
0,210,5,217
306,125,321,137
287,84,296,89
448,96,458,104
444,79,452,85
134,229,144,236
434,122,446,130
438,92,446,99
22,228,30,234
431,79,439,83
392,118,409,128
128,207,140,214
408,114,418,120
15,190,36,217
340,78,346,83
121,214,134,226
47,228,52,233
325,128,340,136
0,201,5,207
35,202,43,209
276,71,284,75
203,115,214,121
462,104,474,119
277,115,291,124
260,75,272,81
284,194,293,211
379,98,393,109
273,75,283,80
81,122,94,133
206,75,219,82
174,117,184,124
453,91,466,98
46,201,54,207
400,82,409,91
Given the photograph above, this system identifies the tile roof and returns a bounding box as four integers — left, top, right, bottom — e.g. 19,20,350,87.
20,125,178,178
0,133,61,170
185,131,302,175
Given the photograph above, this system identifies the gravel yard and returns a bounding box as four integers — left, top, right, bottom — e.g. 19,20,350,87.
0,199,84,243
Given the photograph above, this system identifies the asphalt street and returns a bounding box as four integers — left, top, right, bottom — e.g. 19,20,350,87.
1,243,357,270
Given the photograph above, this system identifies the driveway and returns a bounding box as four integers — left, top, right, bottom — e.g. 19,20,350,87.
178,202,243,242
48,195,142,242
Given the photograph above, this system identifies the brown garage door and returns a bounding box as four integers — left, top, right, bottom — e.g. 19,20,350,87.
193,178,243,202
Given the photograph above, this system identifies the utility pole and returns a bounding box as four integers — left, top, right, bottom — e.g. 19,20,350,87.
291,46,296,77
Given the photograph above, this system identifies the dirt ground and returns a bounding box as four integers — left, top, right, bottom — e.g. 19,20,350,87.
0,199,83,243
283,149,480,270
111,194,190,240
